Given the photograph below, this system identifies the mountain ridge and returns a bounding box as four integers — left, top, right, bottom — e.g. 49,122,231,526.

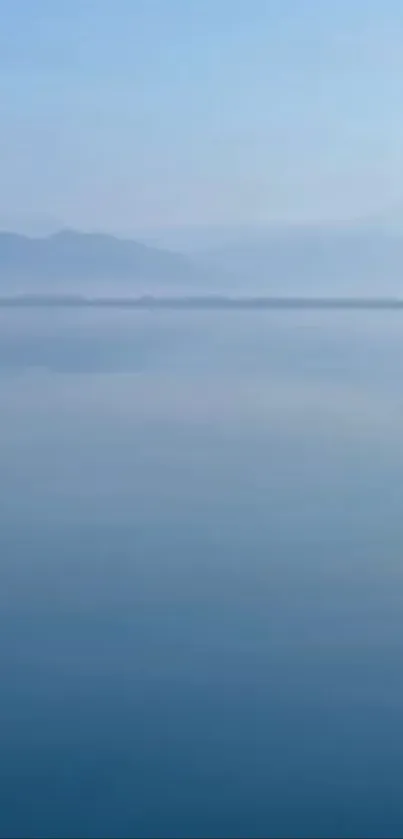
0,228,200,293
3,224,403,296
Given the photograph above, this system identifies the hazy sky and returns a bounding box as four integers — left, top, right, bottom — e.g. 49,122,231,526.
1,0,403,233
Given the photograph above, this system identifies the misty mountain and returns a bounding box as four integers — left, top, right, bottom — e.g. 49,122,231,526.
0,230,202,294
2,224,403,298
200,225,403,296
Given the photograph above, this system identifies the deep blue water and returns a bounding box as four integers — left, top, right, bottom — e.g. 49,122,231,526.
1,309,403,838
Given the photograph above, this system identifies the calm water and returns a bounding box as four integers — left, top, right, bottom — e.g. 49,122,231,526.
1,308,403,838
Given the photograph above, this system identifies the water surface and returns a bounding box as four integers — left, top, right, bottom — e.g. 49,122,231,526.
1,309,403,838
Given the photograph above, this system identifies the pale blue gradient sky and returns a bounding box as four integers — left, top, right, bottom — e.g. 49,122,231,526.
1,0,403,232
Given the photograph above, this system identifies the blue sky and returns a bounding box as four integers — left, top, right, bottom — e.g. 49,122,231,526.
1,0,403,233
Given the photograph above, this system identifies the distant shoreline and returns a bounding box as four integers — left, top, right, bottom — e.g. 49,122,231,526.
1,295,403,310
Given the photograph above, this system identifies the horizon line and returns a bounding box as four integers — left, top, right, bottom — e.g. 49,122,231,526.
1,294,403,311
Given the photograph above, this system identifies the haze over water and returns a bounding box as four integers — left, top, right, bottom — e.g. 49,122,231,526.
1,308,403,838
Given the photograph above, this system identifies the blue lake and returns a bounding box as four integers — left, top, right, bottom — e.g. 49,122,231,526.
1,308,403,838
